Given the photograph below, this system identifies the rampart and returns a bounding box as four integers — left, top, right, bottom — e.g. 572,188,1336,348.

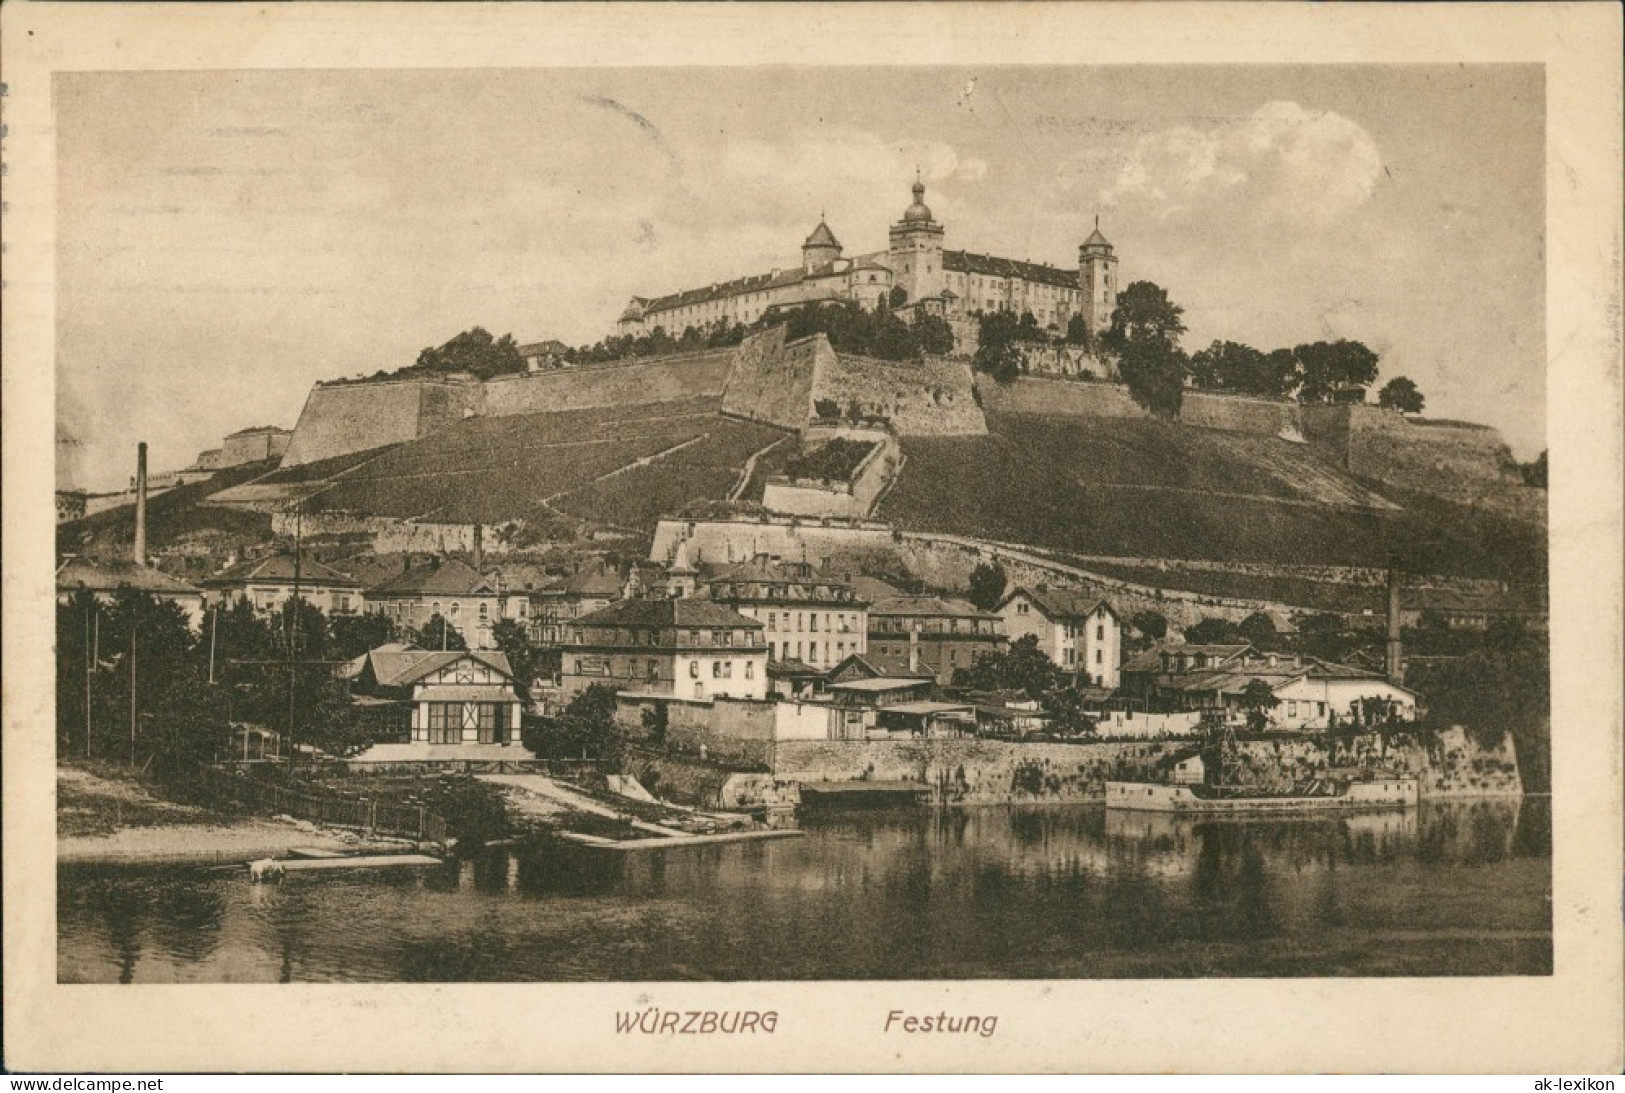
761,430,901,519
483,350,731,418
651,514,899,572
281,378,479,467
814,352,986,436
720,327,823,429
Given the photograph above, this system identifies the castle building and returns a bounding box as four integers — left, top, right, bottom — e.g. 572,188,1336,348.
613,177,1119,340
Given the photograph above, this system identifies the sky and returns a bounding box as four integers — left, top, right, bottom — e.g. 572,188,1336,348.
56,65,1545,489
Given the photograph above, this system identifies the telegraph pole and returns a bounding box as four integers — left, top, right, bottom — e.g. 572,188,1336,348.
286,501,304,774
84,598,94,760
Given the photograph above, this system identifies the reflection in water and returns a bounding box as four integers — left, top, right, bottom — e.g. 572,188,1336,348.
58,799,1550,983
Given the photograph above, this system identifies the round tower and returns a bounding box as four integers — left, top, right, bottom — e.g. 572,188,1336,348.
887,173,945,305
802,219,843,272
1077,216,1119,336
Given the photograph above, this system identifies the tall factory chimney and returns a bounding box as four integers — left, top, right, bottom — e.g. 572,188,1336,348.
1385,566,1404,683
472,524,484,573
133,442,149,567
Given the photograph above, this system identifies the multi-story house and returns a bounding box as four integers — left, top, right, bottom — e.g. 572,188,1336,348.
701,554,868,670
996,587,1122,688
866,594,1006,686
560,598,767,701
201,553,364,617
363,558,503,650
529,565,624,646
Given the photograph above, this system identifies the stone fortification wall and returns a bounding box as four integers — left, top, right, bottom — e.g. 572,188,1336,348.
615,694,777,770
815,352,986,436
483,351,732,418
1017,344,1117,381
282,379,479,467
1181,391,1304,437
979,375,1307,440
270,511,500,557
720,327,822,429
977,375,1145,419
761,433,901,519
651,515,899,572
1348,409,1543,526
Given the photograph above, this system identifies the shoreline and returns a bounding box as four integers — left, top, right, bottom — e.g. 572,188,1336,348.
58,818,417,867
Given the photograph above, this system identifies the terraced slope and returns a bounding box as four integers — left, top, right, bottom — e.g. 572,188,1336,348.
879,411,1546,580
274,398,787,528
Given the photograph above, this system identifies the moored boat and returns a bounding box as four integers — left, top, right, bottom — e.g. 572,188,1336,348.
1104,776,1418,814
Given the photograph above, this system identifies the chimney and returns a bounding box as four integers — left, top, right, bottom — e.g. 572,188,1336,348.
133,442,149,567
909,626,920,675
1386,566,1404,683
472,524,484,573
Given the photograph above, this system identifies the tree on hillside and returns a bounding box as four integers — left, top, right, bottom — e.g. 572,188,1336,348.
1063,314,1094,350
1407,640,1549,790
414,327,526,381
888,285,908,309
952,635,1061,699
1183,616,1244,646
1238,611,1279,650
1293,339,1379,404
914,313,958,356
1189,340,1298,399
1104,281,1188,418
1293,612,1355,663
972,310,1026,385
1239,679,1280,733
967,562,1008,611
528,683,624,762
330,612,396,662
491,618,544,702
1377,376,1426,413
1130,610,1167,640
409,612,467,652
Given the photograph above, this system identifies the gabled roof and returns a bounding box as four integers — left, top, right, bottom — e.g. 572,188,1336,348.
768,658,825,679
1082,226,1112,248
56,558,203,597
366,558,496,597
516,340,568,357
574,597,762,630
203,553,362,589
362,647,514,689
1121,643,1255,675
999,586,1117,621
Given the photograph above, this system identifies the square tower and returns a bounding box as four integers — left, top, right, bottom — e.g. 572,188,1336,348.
887,175,945,305
1078,219,1119,336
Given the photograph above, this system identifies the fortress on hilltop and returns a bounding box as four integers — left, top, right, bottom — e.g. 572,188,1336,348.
612,175,1121,340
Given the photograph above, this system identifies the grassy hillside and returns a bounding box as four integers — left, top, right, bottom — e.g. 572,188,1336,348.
290,398,786,527
879,411,1546,580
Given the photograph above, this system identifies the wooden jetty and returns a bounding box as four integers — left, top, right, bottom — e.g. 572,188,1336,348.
556,829,803,852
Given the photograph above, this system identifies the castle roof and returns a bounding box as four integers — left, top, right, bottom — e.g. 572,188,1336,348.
943,250,1081,290
1082,226,1112,248
901,178,935,224
803,221,841,250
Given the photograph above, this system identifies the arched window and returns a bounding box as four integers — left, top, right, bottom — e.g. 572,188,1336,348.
449,602,460,619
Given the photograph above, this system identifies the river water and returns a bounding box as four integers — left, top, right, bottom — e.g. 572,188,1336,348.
58,798,1550,982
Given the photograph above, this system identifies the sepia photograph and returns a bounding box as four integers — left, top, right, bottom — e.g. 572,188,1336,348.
5,1,1621,1075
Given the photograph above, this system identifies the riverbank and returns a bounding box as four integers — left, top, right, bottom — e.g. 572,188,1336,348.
57,762,413,865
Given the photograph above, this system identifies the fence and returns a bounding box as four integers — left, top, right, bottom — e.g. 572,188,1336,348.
194,765,449,845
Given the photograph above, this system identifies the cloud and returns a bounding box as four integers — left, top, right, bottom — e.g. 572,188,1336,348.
1100,101,1383,228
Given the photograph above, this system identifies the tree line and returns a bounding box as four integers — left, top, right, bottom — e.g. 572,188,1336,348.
968,279,1426,420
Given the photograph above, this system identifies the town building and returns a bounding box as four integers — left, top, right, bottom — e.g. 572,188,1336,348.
700,554,868,670
613,177,1119,340
201,553,363,616
560,597,768,701
529,564,625,646
517,339,569,371
866,594,1006,686
996,587,1123,688
363,558,503,649
1126,645,1419,730
349,645,523,748
55,557,208,630
1119,643,1255,706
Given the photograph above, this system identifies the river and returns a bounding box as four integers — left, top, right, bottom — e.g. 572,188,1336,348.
57,798,1550,982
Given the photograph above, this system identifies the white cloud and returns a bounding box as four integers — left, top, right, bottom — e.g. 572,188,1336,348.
1101,101,1383,228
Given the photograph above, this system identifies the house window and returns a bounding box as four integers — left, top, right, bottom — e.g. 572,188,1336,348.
1016,602,1029,615
1095,650,1102,664
449,603,460,619
810,614,817,632
1096,625,1104,640
518,601,528,618
713,662,723,679
689,661,700,678
479,603,489,621
694,683,704,698
768,612,777,631
745,661,754,679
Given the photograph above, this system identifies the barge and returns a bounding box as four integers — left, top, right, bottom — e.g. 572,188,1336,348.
1104,776,1419,815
